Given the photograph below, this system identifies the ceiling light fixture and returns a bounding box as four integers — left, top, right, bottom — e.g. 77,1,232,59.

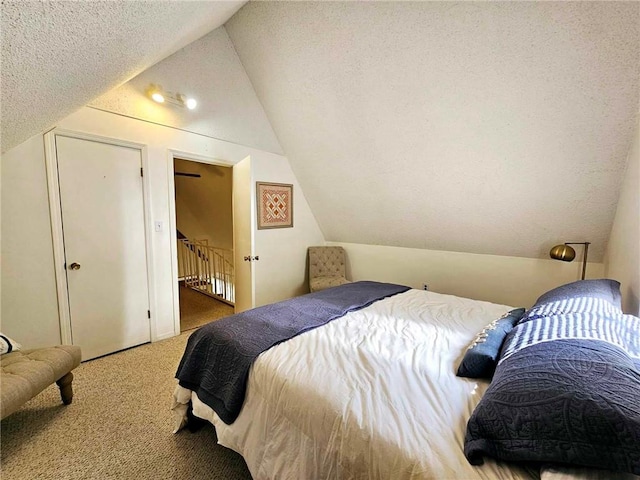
146,84,197,110
176,94,197,110
184,97,197,110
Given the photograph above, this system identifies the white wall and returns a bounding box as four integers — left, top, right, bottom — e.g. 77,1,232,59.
1,137,62,347
605,115,640,315
253,158,325,306
329,242,605,308
174,159,233,249
1,106,324,349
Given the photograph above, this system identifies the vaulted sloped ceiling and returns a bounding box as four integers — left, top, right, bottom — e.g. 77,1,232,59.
0,0,245,153
225,1,639,261
2,2,638,263
89,26,282,155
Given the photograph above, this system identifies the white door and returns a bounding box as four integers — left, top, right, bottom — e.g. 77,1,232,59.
233,156,255,313
56,135,151,360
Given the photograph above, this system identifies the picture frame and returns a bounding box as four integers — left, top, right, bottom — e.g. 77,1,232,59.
256,182,294,229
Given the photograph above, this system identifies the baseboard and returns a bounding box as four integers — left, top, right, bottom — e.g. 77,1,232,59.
154,331,179,342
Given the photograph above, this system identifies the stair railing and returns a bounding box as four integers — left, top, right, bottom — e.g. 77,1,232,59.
178,238,235,305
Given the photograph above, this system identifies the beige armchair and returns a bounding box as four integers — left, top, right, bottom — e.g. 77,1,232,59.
308,246,351,292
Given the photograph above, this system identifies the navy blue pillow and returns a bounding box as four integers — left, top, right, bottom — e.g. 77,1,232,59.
520,279,623,324
456,308,525,379
465,337,640,474
535,278,621,309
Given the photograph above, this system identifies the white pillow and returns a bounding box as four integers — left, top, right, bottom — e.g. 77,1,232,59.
0,333,21,354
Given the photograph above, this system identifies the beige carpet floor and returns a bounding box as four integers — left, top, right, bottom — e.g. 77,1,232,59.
1,332,253,480
179,284,234,332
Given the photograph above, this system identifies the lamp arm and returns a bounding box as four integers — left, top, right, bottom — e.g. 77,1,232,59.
564,242,590,280
581,242,589,280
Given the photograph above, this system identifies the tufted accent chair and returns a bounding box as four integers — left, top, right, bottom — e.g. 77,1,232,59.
308,246,351,292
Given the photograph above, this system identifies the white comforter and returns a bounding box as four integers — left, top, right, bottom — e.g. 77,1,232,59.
175,289,544,479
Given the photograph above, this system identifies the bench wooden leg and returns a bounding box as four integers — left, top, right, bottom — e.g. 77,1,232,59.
56,372,74,405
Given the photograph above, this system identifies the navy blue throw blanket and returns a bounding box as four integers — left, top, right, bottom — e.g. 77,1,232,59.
176,281,410,424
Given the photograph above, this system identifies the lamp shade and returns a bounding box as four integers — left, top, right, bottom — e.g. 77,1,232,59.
550,244,576,262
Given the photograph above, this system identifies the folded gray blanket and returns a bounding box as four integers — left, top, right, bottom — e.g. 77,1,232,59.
176,281,410,424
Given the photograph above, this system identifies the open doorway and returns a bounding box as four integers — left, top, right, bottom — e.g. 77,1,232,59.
174,158,235,331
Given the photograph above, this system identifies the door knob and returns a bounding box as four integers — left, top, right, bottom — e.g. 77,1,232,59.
69,262,81,270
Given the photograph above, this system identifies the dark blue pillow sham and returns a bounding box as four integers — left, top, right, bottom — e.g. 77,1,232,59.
534,278,621,311
519,279,623,325
464,337,640,474
464,279,640,475
456,308,525,379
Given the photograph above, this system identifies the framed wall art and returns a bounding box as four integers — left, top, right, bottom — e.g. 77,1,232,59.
256,182,293,229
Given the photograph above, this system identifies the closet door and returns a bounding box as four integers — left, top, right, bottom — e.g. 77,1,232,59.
56,135,151,360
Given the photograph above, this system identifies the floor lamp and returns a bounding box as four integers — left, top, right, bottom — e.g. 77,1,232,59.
549,242,591,280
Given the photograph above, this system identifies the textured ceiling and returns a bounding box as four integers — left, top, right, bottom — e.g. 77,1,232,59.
226,1,640,261
0,0,245,152
3,1,638,263
90,26,282,155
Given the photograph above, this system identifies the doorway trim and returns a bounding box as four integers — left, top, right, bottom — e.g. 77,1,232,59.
167,149,235,336
44,129,157,344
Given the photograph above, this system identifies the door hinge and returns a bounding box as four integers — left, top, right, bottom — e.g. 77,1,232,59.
147,310,151,319
140,167,144,177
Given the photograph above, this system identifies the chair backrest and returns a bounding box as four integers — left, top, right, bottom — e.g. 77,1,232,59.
308,246,347,279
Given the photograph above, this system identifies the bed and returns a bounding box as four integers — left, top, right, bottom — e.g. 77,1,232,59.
172,280,639,480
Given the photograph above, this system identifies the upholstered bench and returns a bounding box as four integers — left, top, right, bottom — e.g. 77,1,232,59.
1,345,82,419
